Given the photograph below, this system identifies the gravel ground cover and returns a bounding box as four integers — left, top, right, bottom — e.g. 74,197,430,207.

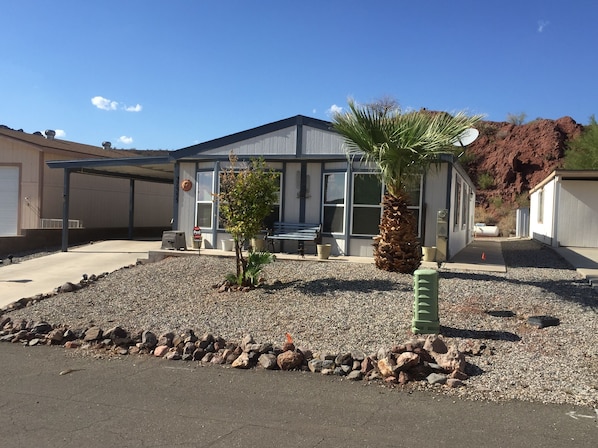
4,239,598,407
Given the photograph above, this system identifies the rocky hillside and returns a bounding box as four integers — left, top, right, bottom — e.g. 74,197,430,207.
461,117,583,230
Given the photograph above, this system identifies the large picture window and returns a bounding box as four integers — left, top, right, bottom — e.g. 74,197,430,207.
351,173,383,236
196,171,214,228
322,173,345,233
217,170,282,230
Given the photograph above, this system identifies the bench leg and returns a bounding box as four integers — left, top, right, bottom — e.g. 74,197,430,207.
268,239,276,253
298,241,305,257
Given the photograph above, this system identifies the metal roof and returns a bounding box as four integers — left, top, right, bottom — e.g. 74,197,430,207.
46,156,175,184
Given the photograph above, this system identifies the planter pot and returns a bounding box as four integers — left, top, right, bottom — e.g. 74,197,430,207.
222,239,235,251
317,244,332,260
422,246,436,262
251,238,267,252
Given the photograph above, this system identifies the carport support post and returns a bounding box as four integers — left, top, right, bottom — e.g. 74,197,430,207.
128,179,135,239
61,169,71,252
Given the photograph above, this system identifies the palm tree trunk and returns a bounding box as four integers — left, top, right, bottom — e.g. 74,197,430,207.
373,192,422,274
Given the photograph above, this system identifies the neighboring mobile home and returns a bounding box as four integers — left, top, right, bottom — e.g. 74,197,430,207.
529,170,598,248
0,125,172,251
171,115,476,259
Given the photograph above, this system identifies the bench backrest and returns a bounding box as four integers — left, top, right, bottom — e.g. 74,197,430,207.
272,222,321,235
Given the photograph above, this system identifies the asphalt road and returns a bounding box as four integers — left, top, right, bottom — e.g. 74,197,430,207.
0,343,595,447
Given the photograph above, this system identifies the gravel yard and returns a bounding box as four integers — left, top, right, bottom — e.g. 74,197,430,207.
3,239,598,408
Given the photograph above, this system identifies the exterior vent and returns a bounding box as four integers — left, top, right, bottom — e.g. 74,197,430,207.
102,141,112,150
40,218,83,229
44,129,56,139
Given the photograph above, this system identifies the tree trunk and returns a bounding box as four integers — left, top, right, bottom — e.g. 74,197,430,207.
373,192,422,274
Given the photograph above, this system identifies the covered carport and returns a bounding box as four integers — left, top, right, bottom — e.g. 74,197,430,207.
47,156,175,251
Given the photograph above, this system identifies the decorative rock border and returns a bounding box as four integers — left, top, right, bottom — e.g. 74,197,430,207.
0,317,479,389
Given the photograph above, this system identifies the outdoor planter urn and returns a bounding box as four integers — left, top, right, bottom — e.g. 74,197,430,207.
222,239,235,251
317,244,332,260
422,246,436,262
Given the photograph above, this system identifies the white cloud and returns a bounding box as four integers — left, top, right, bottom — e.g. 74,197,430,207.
125,104,143,112
54,129,66,138
326,104,343,116
537,20,550,32
91,96,143,112
91,96,119,110
118,135,133,145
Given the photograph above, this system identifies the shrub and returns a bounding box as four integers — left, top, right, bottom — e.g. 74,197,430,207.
477,172,494,190
506,112,527,125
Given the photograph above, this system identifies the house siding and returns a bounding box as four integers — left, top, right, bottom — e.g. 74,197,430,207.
557,180,598,247
172,116,476,258
1,129,172,236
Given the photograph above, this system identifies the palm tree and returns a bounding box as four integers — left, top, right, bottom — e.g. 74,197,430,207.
333,98,483,274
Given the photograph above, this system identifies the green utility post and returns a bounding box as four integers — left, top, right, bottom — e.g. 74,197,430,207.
412,269,439,334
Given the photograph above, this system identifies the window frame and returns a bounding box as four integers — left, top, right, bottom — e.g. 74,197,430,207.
216,169,282,231
350,172,383,237
322,171,346,234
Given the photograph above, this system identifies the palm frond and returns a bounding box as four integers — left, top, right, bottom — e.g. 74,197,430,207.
332,99,483,194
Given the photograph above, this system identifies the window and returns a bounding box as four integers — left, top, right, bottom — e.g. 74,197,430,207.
263,172,282,230
404,175,423,237
454,177,462,229
217,170,282,230
195,172,214,228
322,173,345,233
537,189,544,224
461,184,469,229
351,173,383,236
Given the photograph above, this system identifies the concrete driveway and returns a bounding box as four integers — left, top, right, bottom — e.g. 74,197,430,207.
0,240,161,308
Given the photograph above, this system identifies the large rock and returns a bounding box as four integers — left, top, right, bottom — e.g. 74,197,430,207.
377,356,396,378
141,331,158,349
232,352,251,369
424,334,448,354
395,352,420,371
105,326,128,340
154,345,169,357
83,326,103,342
277,350,303,371
31,322,53,334
158,332,174,347
47,328,64,343
258,354,278,370
432,345,466,373
308,359,323,373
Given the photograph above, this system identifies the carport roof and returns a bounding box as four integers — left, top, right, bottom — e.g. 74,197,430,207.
46,155,175,184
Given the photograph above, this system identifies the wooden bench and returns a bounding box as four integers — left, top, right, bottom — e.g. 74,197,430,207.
266,222,322,256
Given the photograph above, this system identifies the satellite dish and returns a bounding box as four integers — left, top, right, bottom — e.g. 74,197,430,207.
452,128,479,147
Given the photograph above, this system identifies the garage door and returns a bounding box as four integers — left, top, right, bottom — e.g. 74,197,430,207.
0,166,19,236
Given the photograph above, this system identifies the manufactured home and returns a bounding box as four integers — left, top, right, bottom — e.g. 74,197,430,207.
171,115,476,259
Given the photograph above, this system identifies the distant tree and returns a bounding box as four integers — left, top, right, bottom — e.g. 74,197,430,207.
506,112,527,125
217,153,279,286
563,115,598,169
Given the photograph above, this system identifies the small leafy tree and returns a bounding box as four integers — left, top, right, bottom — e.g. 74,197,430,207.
564,115,598,169
506,112,527,125
218,153,279,286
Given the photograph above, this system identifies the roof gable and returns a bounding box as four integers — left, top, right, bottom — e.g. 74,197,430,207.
172,115,338,160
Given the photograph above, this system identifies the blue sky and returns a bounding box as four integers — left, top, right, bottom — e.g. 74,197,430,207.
1,0,596,150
